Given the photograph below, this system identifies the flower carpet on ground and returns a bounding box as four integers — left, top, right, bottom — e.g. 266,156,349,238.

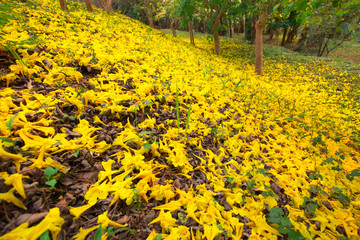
0,0,359,239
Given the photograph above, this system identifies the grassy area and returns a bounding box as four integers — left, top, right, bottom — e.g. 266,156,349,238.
327,33,360,63
0,2,360,240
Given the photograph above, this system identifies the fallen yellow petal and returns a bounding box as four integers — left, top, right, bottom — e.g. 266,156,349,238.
3,173,27,199
98,210,128,228
0,188,26,209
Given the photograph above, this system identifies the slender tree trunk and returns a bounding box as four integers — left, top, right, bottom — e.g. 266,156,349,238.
106,0,113,14
171,20,177,37
295,27,308,51
286,26,297,43
84,0,93,12
268,24,274,41
189,21,195,45
239,16,244,33
229,19,232,38
281,27,288,46
255,13,267,76
59,0,68,11
214,30,220,54
251,15,256,43
245,16,251,41
212,6,224,54
100,0,112,14
144,0,154,28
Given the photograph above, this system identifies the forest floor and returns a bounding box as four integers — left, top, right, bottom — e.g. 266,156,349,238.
0,0,360,240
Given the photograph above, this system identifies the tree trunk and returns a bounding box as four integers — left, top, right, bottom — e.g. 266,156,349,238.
189,21,195,45
281,27,288,46
59,0,68,11
245,15,256,43
84,0,93,12
100,0,112,14
229,19,232,38
255,13,267,76
286,27,297,43
211,4,226,54
245,16,251,41
295,27,308,51
251,15,256,43
106,0,113,14
214,30,220,54
268,25,274,41
171,20,177,37
239,16,244,33
144,0,154,28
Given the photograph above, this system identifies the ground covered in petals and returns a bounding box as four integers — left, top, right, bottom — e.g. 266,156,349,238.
0,0,360,239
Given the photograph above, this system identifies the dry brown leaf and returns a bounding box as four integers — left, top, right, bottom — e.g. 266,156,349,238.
15,212,48,226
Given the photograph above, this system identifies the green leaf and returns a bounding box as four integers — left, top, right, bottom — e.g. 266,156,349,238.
346,168,360,181
125,138,135,144
61,167,71,174
278,224,289,234
6,113,19,130
73,148,80,157
107,226,114,237
321,157,334,165
45,179,57,189
280,216,292,227
94,225,104,240
44,166,60,178
306,203,317,213
0,137,14,144
154,234,162,240
140,131,152,136
130,229,137,235
300,134,310,139
268,207,284,224
40,230,51,240
287,229,305,240
143,142,152,150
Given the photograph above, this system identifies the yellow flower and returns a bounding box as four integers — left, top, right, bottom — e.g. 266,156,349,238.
165,226,190,240
150,184,176,202
29,144,66,170
69,201,96,220
97,210,128,228
148,210,178,232
153,200,183,212
0,141,27,172
98,159,118,182
84,181,111,203
0,188,26,209
72,226,99,240
203,223,222,240
0,208,64,240
93,115,107,126
0,222,29,240
27,208,64,240
2,173,27,199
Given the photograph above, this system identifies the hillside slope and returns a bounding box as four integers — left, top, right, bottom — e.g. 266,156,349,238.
0,0,360,239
